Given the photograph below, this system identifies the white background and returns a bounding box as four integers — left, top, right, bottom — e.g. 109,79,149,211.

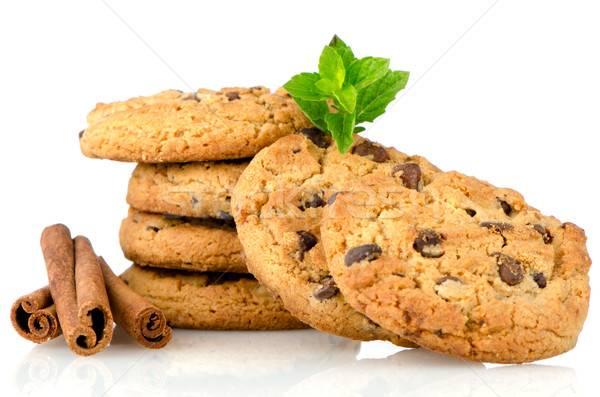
1,1,598,396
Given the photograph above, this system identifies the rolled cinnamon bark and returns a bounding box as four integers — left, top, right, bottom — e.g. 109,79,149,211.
41,224,113,356
99,257,172,349
10,286,62,343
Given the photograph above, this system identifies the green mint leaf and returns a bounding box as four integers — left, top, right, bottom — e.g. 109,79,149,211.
284,35,410,154
293,97,329,132
355,70,409,124
328,34,344,47
329,35,356,69
318,46,345,89
325,112,355,154
332,85,357,114
346,57,390,90
283,72,329,101
315,78,338,94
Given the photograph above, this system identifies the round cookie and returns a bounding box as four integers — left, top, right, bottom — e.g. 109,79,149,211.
80,86,312,162
120,264,308,330
119,208,247,273
126,161,247,219
232,130,441,346
321,171,591,363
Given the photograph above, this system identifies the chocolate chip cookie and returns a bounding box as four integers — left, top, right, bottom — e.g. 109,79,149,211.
119,208,247,273
120,264,307,330
321,171,591,363
127,161,247,219
80,86,312,162
231,130,440,345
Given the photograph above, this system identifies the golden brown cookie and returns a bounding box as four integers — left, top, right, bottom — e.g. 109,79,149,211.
126,161,247,219
120,264,307,330
119,208,246,273
321,171,591,363
232,130,440,346
79,86,312,162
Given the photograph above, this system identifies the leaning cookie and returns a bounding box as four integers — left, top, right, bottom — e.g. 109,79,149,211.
120,265,308,330
127,161,247,219
232,129,441,346
80,86,312,162
321,171,591,363
119,208,247,273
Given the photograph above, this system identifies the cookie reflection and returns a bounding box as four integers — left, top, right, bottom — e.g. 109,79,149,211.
286,348,583,397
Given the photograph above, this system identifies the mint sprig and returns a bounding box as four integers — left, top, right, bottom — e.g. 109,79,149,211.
284,35,409,153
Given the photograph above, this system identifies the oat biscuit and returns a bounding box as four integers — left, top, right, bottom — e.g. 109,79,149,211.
120,264,307,330
127,161,247,219
119,208,246,273
80,86,312,162
321,171,591,363
232,130,440,345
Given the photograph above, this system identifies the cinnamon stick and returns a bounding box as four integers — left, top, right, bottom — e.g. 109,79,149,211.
10,286,62,343
99,257,172,348
41,224,113,356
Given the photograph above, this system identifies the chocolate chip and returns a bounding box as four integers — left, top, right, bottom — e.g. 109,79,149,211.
162,213,184,220
533,272,547,288
225,92,241,101
297,231,318,261
436,276,461,285
216,211,234,221
491,252,523,286
344,244,382,266
146,226,160,232
327,192,341,205
292,147,302,154
391,163,422,190
352,141,389,163
434,329,443,337
480,222,513,232
533,224,552,244
191,197,199,205
313,277,339,301
413,229,444,258
298,127,331,149
499,199,512,215
299,194,326,211
465,209,476,217
78,130,85,139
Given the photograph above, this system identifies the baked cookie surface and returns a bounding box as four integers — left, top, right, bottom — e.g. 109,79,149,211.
127,161,247,219
321,171,591,363
119,208,247,273
232,130,440,346
80,86,312,162
120,264,307,330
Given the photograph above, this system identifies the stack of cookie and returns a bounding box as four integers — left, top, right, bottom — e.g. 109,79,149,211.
231,129,592,363
79,86,312,330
